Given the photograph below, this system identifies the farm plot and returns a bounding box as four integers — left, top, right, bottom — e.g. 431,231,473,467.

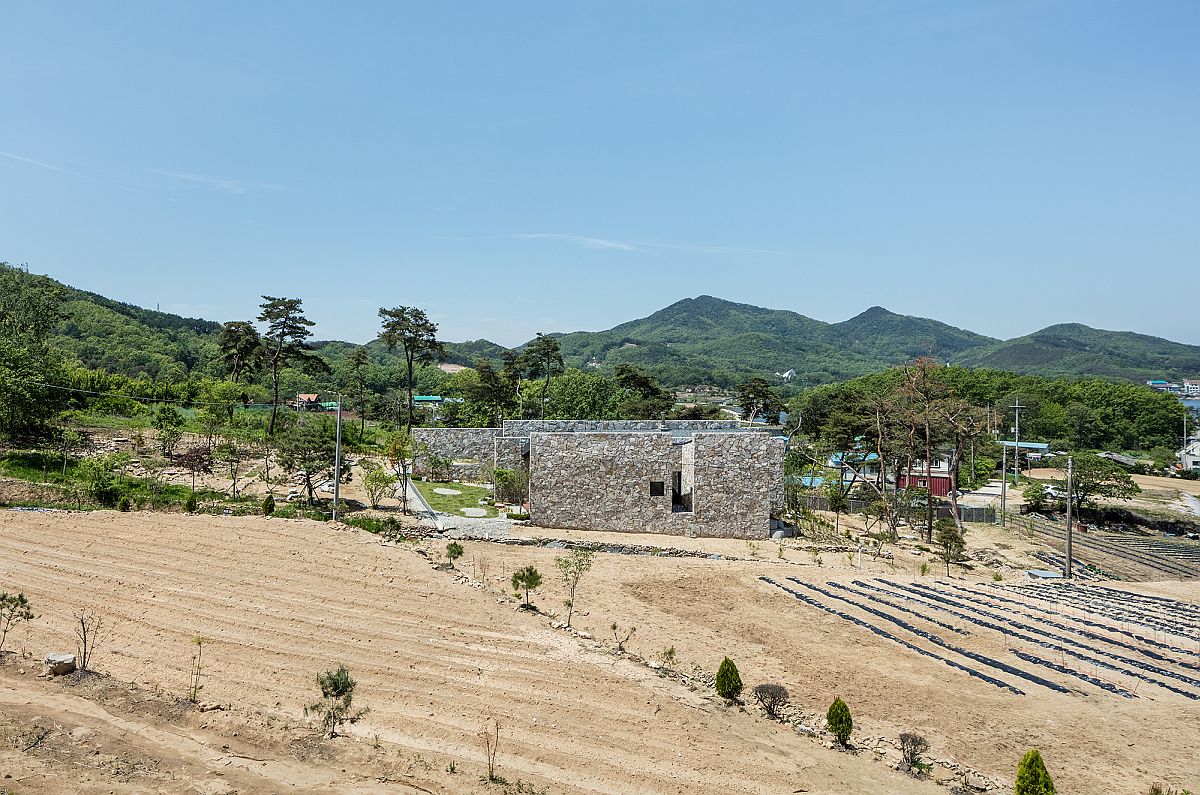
762,576,1200,703
1019,516,1200,581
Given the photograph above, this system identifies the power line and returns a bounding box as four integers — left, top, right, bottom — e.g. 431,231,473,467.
2,375,277,408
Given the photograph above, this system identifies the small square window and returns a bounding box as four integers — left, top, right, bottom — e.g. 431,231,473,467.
649,481,665,497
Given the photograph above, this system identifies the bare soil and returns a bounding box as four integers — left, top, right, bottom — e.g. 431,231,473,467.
1,510,1197,794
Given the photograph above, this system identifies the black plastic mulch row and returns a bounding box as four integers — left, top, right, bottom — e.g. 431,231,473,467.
1070,583,1200,622
897,578,1200,696
823,581,970,636
758,577,1025,695
950,582,1200,667
785,578,1071,695
1009,649,1135,698
1008,584,1200,642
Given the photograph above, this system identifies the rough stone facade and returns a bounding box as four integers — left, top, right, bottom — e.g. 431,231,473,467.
528,431,784,539
414,420,783,539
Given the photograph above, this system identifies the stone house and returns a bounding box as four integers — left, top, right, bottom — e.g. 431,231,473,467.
414,420,785,539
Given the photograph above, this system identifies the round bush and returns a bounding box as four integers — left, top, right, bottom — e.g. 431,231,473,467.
184,494,198,513
262,494,276,516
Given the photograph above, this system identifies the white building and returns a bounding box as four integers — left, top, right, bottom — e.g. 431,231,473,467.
1179,440,1200,472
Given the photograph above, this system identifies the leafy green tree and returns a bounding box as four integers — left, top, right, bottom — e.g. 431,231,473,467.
546,368,620,420
827,696,853,746
385,432,415,514
151,405,186,454
736,377,784,425
464,358,515,426
445,541,464,568
1046,453,1140,514
824,479,851,536
511,565,542,608
217,320,262,383
258,296,328,436
494,468,529,505
378,306,444,430
934,517,966,576
1014,748,1055,795
0,263,68,438
524,333,564,420
305,665,369,739
715,656,744,701
212,441,244,497
0,592,34,654
554,548,595,627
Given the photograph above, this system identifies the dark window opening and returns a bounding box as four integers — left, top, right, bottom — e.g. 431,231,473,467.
671,471,683,505
649,480,666,497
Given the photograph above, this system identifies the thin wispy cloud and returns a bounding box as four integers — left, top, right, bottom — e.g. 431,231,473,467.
0,150,87,178
515,233,635,251
633,240,798,256
157,170,284,194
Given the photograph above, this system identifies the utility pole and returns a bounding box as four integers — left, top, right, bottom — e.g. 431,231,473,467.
999,443,1007,527
1010,398,1025,485
332,393,343,522
1064,456,1074,580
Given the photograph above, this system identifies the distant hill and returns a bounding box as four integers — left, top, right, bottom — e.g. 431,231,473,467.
952,324,1200,382
550,296,997,386
10,263,1200,388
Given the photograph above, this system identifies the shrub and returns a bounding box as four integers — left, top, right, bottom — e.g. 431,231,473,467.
899,732,930,775
826,697,852,746
445,541,464,568
752,683,789,718
1014,748,1055,795
262,494,275,515
506,512,531,521
494,468,529,504
424,452,453,482
184,494,198,513
117,496,132,512
305,665,369,738
715,657,743,701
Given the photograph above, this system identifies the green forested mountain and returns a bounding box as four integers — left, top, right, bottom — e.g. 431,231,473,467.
7,265,1200,390
952,324,1200,382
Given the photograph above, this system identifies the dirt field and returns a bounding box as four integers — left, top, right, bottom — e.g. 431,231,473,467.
1,510,1198,794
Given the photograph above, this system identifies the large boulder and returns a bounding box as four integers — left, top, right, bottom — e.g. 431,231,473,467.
42,653,77,676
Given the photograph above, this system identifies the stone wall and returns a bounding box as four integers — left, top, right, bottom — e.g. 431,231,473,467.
528,430,784,539
412,427,498,464
501,419,740,436
494,436,529,471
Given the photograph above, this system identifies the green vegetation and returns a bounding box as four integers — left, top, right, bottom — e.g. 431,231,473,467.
445,541,464,568
826,696,853,746
554,548,595,627
305,665,369,739
715,656,743,701
511,566,542,608
412,480,498,517
1014,748,1055,795
0,593,34,654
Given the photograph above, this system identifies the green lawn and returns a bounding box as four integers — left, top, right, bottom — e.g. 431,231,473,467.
412,479,498,518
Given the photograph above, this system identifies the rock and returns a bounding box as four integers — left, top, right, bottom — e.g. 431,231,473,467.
648,661,662,670
577,631,593,640
198,702,225,712
43,652,77,676
963,772,992,791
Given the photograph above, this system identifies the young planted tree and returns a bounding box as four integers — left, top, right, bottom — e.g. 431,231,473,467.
305,665,369,738
523,333,563,420
276,420,345,505
826,696,853,746
217,320,263,383
1014,748,1056,795
511,565,542,608
445,541,464,569
553,548,594,627
361,462,397,509
715,657,743,701
74,610,109,671
258,296,328,437
377,306,444,430
899,732,931,776
934,517,966,576
188,635,208,703
175,445,214,496
212,441,244,497
385,432,415,514
0,592,34,654
152,405,186,455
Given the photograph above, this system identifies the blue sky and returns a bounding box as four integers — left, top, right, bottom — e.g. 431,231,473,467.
2,1,1197,347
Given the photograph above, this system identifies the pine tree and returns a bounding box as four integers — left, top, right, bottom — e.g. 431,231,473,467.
1014,748,1055,795
715,657,743,700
